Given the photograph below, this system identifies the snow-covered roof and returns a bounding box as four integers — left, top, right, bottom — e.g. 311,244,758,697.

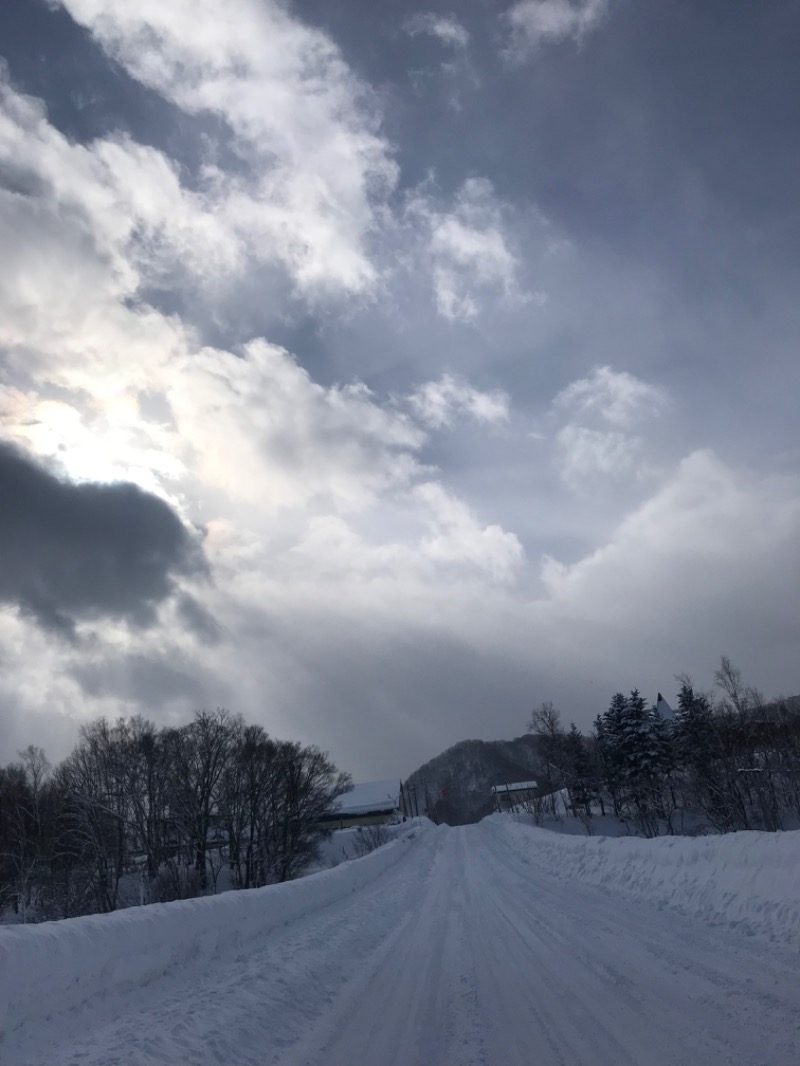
332,780,401,816
491,781,537,794
656,693,675,720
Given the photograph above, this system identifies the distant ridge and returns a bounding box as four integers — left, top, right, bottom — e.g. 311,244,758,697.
405,734,542,825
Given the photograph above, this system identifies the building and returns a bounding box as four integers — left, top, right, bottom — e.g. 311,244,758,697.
491,780,538,813
319,780,402,830
656,693,675,720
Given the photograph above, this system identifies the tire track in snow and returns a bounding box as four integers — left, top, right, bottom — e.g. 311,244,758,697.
279,828,489,1066
473,820,800,1065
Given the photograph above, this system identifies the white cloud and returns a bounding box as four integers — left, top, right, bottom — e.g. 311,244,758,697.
505,0,610,53
406,178,525,320
0,68,522,597
57,0,397,297
541,450,800,628
287,516,418,578
550,366,667,487
285,480,524,586
556,424,643,485
166,341,427,514
0,74,309,319
404,13,470,49
1,59,531,764
554,365,668,428
0,57,423,512
408,374,509,429
415,482,524,581
0,48,462,591
404,13,477,114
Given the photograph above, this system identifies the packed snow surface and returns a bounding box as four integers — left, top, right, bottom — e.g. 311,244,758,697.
2,817,800,1065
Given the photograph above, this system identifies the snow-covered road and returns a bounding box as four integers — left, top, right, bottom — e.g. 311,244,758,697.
4,822,800,1066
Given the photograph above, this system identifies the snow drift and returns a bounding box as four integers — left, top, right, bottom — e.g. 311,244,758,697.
0,824,427,1038
491,815,800,944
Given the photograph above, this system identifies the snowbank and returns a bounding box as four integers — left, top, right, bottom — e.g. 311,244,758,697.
309,818,424,871
489,815,800,944
0,824,427,1037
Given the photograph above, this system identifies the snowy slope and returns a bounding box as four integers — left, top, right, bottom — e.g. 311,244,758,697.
2,819,800,1065
492,814,800,943
0,824,424,1039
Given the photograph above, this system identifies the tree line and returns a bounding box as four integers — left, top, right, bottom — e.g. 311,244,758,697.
528,658,800,836
0,709,351,922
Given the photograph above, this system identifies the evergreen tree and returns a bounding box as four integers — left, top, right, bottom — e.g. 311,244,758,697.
594,701,624,816
565,723,594,822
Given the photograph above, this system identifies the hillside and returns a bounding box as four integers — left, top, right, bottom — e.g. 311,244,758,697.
405,734,543,824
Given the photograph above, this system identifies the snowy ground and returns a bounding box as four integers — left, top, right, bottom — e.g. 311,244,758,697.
307,819,410,871
2,818,800,1065
493,813,800,943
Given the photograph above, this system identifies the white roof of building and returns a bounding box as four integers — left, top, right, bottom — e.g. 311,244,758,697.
656,693,675,720
332,780,401,816
491,780,537,794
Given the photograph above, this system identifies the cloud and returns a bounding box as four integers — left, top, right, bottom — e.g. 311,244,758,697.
406,178,525,320
554,365,668,428
541,450,800,636
0,74,240,301
0,441,204,635
194,450,800,772
556,424,643,485
70,650,216,706
407,374,509,429
286,482,523,585
403,12,477,114
415,482,524,581
404,13,470,50
2,0,797,784
0,68,425,514
166,341,427,514
0,50,531,762
551,366,667,486
504,0,610,54
56,0,397,297
525,450,800,728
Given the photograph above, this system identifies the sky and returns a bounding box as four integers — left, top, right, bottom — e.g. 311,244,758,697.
1,0,799,779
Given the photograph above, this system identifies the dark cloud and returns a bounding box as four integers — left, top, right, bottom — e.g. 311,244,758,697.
176,594,223,645
0,441,205,634
229,604,538,779
69,650,219,708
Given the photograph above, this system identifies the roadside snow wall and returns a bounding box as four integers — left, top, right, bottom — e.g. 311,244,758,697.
0,824,428,1037
490,815,800,945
